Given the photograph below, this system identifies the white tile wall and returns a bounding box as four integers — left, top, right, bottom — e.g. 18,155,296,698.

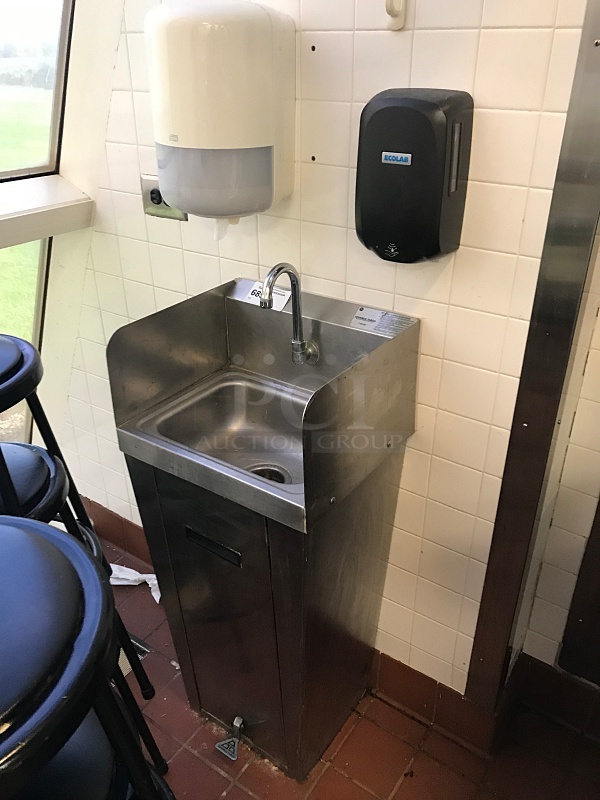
57,0,585,693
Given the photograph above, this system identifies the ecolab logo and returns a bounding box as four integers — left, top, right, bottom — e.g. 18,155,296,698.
382,151,412,165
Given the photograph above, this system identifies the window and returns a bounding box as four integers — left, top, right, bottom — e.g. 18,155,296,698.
0,0,74,439
0,0,73,178
0,240,47,441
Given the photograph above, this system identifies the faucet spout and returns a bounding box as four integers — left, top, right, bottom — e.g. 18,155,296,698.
260,263,319,365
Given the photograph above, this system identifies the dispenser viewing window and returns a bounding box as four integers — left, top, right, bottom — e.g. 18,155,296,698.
355,89,474,264
145,1,295,219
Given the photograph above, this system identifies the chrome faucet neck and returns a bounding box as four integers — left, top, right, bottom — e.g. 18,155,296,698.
260,263,319,366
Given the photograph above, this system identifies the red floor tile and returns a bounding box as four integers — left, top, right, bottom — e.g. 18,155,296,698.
145,717,181,763
222,786,255,799
143,674,203,744
364,699,427,747
126,650,180,709
146,619,178,662
239,756,323,800
112,580,143,608
332,717,414,798
558,772,600,800
188,719,256,779
421,731,488,783
309,766,378,800
483,744,567,800
392,753,477,800
167,747,232,799
509,711,578,763
117,587,167,639
322,712,360,761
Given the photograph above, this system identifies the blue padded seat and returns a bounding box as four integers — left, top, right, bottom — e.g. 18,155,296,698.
0,443,68,517
0,335,43,413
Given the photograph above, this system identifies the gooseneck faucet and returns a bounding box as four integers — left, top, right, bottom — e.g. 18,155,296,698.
260,263,319,365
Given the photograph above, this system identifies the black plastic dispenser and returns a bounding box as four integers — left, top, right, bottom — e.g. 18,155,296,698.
355,88,473,264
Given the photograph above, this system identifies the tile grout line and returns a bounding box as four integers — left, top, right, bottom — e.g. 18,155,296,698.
385,752,417,800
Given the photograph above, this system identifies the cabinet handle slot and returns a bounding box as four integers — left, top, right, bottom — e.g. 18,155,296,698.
185,526,242,567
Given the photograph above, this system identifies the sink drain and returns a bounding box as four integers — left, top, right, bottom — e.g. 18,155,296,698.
249,464,292,484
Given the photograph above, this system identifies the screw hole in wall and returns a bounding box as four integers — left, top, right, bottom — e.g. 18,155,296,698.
311,45,316,51
311,156,316,161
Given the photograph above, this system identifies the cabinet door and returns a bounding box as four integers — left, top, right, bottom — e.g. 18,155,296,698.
155,470,286,764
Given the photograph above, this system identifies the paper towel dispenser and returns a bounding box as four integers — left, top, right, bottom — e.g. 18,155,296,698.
355,88,473,263
145,0,295,219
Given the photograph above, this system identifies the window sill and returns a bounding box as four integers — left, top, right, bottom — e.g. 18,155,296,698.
0,175,94,249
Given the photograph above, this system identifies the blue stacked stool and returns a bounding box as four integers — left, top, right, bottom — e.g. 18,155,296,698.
0,517,174,800
0,334,167,776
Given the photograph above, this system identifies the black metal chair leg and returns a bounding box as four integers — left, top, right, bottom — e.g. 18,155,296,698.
94,681,165,800
27,392,95,530
57,500,88,545
115,613,156,700
113,668,168,775
60,502,157,702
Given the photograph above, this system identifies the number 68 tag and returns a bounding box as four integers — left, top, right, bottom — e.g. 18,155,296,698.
245,281,291,312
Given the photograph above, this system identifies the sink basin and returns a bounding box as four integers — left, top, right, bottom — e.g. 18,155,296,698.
140,367,310,486
107,278,419,531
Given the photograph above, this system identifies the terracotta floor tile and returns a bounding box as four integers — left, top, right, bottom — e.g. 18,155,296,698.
126,650,180,708
484,744,566,800
167,747,232,799
559,772,600,800
117,587,167,639
422,731,488,783
509,711,578,763
146,619,178,662
112,581,143,608
143,675,202,744
188,719,256,779
118,551,153,572
392,753,477,800
364,699,427,747
223,786,256,799
239,756,323,799
323,712,360,761
309,766,378,800
101,538,126,563
144,717,181,763
333,717,414,798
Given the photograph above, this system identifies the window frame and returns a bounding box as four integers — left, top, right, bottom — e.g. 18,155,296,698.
0,0,76,182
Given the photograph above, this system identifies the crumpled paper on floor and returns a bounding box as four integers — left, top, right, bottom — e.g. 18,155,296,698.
110,563,161,603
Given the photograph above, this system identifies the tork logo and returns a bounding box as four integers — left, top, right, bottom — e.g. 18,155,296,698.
381,151,412,165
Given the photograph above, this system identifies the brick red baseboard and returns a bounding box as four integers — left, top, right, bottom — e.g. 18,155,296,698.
370,652,504,756
82,497,151,565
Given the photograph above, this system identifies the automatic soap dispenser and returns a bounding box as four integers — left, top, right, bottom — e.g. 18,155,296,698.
145,0,295,219
355,89,473,263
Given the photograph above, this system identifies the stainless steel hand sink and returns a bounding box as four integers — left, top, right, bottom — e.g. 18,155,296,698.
140,367,310,486
107,277,421,780
107,278,419,531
